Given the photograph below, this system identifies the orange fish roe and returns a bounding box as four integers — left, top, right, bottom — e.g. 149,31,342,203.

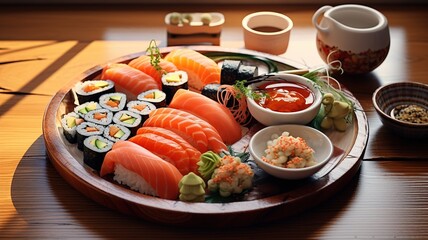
207,155,254,197
262,131,316,169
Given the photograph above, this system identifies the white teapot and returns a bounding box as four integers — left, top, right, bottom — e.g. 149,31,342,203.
312,4,390,74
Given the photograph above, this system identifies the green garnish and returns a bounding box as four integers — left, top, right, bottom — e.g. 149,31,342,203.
146,40,163,73
233,80,266,101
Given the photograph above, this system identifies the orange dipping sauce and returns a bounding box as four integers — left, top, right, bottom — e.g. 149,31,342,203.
255,81,315,113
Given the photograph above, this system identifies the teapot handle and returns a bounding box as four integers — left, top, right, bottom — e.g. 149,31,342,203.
312,5,332,33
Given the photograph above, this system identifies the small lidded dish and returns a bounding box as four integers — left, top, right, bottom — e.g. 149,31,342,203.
372,82,428,139
246,73,322,126
249,124,333,180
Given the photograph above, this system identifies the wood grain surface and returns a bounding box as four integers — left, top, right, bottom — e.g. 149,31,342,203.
1,3,428,239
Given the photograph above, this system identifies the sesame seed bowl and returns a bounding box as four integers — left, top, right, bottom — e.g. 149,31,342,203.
372,82,428,139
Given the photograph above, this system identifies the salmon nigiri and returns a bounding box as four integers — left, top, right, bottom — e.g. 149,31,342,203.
136,126,201,172
150,108,227,153
100,141,182,200
128,55,178,85
101,63,160,96
143,113,209,153
129,133,195,175
169,89,242,145
164,48,220,91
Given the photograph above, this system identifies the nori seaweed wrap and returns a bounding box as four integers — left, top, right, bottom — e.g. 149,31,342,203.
76,122,105,150
74,80,115,104
60,112,84,143
127,100,156,122
221,60,241,85
161,70,188,104
83,135,113,171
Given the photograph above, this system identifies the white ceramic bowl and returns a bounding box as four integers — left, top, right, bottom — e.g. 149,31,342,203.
246,73,322,126
249,124,333,180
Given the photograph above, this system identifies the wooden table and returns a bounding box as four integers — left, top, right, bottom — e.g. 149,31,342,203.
1,4,428,239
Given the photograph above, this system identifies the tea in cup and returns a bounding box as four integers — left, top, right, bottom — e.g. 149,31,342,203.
242,11,293,55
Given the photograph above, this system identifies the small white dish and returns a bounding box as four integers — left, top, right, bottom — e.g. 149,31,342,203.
246,73,322,126
249,124,333,180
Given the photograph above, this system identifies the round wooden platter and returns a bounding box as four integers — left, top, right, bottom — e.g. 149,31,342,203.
42,46,368,227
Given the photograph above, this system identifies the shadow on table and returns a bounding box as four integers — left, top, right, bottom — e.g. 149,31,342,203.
6,135,361,239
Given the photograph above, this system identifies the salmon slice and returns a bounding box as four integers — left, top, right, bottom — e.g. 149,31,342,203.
128,55,178,85
169,89,242,145
100,141,182,200
136,126,201,173
101,63,160,96
143,112,209,153
150,108,227,153
164,48,220,91
129,133,193,175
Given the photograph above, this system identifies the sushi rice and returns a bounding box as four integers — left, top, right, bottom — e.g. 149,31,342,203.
103,124,131,142
76,122,105,150
61,112,84,143
126,100,156,118
113,164,157,197
74,101,101,118
99,92,127,112
137,89,167,108
84,108,113,126
74,80,115,104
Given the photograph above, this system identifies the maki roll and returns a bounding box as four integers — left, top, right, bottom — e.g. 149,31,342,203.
113,110,142,135
201,83,239,108
236,65,258,80
99,92,127,112
74,101,101,118
76,122,105,150
220,60,241,85
103,124,131,142
127,100,156,121
84,108,113,126
137,89,167,108
74,80,115,104
83,135,113,172
60,112,85,143
220,59,259,84
161,70,189,104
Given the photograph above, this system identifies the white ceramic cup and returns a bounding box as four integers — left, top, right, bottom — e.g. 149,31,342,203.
242,11,293,55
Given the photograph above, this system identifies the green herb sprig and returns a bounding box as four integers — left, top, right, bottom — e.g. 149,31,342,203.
146,40,163,74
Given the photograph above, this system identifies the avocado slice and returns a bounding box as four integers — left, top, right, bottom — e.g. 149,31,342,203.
110,95,122,102
113,129,125,138
95,139,108,149
86,102,98,111
119,113,132,122
94,81,109,88
122,118,136,124
78,108,88,114
66,116,77,128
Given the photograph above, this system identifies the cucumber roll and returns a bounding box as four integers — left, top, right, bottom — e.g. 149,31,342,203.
103,124,131,142
61,112,85,143
137,89,167,108
74,101,101,118
74,80,115,104
161,71,188,104
113,110,142,135
127,100,156,121
83,135,113,172
99,92,127,112
84,108,113,126
76,122,105,150
221,60,241,85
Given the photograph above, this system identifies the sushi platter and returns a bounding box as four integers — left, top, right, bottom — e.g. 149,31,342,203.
42,46,368,227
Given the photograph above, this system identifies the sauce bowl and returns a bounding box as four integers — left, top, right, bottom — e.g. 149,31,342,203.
246,73,322,126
